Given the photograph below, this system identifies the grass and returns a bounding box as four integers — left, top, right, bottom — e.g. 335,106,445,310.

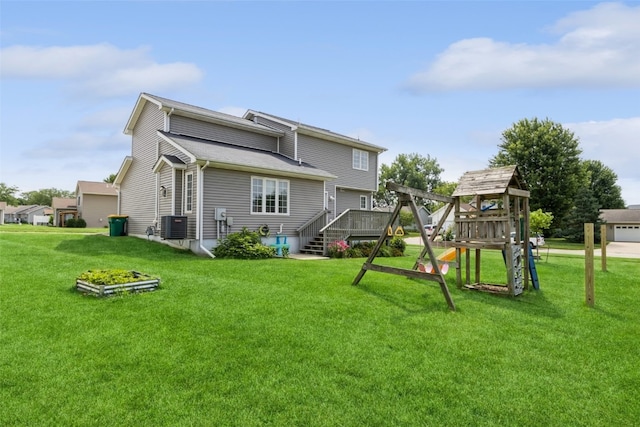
1,230,639,426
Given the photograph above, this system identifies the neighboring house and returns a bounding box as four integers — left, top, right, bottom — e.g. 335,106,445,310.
76,180,118,228
4,205,19,223
429,202,475,234
52,197,77,227
114,93,387,255
600,209,640,242
6,205,50,224
0,201,6,225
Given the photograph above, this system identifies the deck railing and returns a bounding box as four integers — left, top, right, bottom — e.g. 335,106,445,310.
320,209,392,254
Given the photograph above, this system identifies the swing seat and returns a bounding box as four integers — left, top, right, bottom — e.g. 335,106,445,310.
419,262,449,275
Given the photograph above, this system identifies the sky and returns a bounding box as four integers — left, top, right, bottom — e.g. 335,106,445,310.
1,1,639,205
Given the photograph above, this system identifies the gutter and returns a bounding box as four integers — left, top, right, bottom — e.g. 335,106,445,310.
198,161,215,258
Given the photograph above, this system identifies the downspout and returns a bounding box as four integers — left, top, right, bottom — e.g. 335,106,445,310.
198,161,215,258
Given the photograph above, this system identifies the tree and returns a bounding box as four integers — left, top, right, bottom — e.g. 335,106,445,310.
0,183,21,205
21,188,75,207
563,187,601,243
375,153,443,210
582,160,625,209
489,118,584,231
530,209,553,235
103,174,117,183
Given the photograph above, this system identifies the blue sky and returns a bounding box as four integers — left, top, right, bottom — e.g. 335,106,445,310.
1,1,639,204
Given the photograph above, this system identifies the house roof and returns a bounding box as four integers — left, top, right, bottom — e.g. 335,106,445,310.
124,93,283,138
52,197,77,210
11,204,49,214
244,110,387,154
600,209,640,224
452,165,528,197
76,181,117,196
158,131,337,181
152,154,187,173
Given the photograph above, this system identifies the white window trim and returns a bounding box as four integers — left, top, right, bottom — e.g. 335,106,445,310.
184,171,194,214
353,149,369,171
360,195,368,210
251,176,290,215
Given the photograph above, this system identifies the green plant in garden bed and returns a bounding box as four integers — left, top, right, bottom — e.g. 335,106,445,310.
77,269,156,286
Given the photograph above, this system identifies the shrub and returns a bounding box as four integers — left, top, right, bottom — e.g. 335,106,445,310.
328,240,349,258
389,236,406,254
344,247,363,258
353,241,375,258
65,218,76,228
213,228,275,259
75,218,87,228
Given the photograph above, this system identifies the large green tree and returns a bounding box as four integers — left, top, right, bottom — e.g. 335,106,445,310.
582,160,625,209
489,118,584,230
375,153,443,210
21,188,75,207
563,186,602,243
0,183,21,205
103,174,117,184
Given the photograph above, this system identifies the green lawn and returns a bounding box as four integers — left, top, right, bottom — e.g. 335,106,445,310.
1,231,638,426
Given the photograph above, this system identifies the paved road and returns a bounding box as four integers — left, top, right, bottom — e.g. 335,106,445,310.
405,237,640,259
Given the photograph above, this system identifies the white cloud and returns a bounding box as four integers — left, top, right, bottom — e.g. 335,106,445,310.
0,43,203,97
564,116,640,180
406,2,640,92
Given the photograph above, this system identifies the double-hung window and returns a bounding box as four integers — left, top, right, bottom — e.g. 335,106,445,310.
252,177,289,215
352,149,369,171
184,172,193,213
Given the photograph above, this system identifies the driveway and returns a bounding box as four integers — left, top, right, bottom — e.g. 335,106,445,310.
405,237,640,259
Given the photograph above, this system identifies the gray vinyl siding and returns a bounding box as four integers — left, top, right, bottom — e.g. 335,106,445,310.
158,165,173,219
297,134,377,190
174,171,183,216
201,168,324,241
182,163,198,239
254,117,295,158
120,102,164,235
297,134,378,215
336,189,371,214
169,115,278,151
159,140,187,159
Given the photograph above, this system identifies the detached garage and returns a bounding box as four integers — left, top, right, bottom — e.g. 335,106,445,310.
600,209,640,243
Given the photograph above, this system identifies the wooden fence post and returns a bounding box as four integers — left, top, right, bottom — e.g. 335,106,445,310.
600,224,607,272
585,223,595,307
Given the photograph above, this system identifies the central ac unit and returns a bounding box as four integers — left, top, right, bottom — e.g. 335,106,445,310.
161,215,187,239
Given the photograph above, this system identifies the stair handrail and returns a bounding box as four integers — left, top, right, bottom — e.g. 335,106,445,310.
297,209,330,249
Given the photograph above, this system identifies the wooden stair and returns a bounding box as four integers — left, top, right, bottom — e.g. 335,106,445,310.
300,234,325,256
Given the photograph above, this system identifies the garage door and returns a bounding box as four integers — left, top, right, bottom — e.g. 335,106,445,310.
614,225,640,242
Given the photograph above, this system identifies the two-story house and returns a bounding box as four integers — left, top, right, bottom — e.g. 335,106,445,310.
75,181,118,228
114,93,387,256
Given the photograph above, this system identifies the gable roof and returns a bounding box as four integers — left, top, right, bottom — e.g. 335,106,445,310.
600,209,640,224
52,197,77,210
124,93,283,138
158,131,337,181
452,165,528,197
76,181,117,196
153,154,187,173
244,110,387,153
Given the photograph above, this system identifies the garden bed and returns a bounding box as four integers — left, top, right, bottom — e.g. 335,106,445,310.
76,269,159,296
